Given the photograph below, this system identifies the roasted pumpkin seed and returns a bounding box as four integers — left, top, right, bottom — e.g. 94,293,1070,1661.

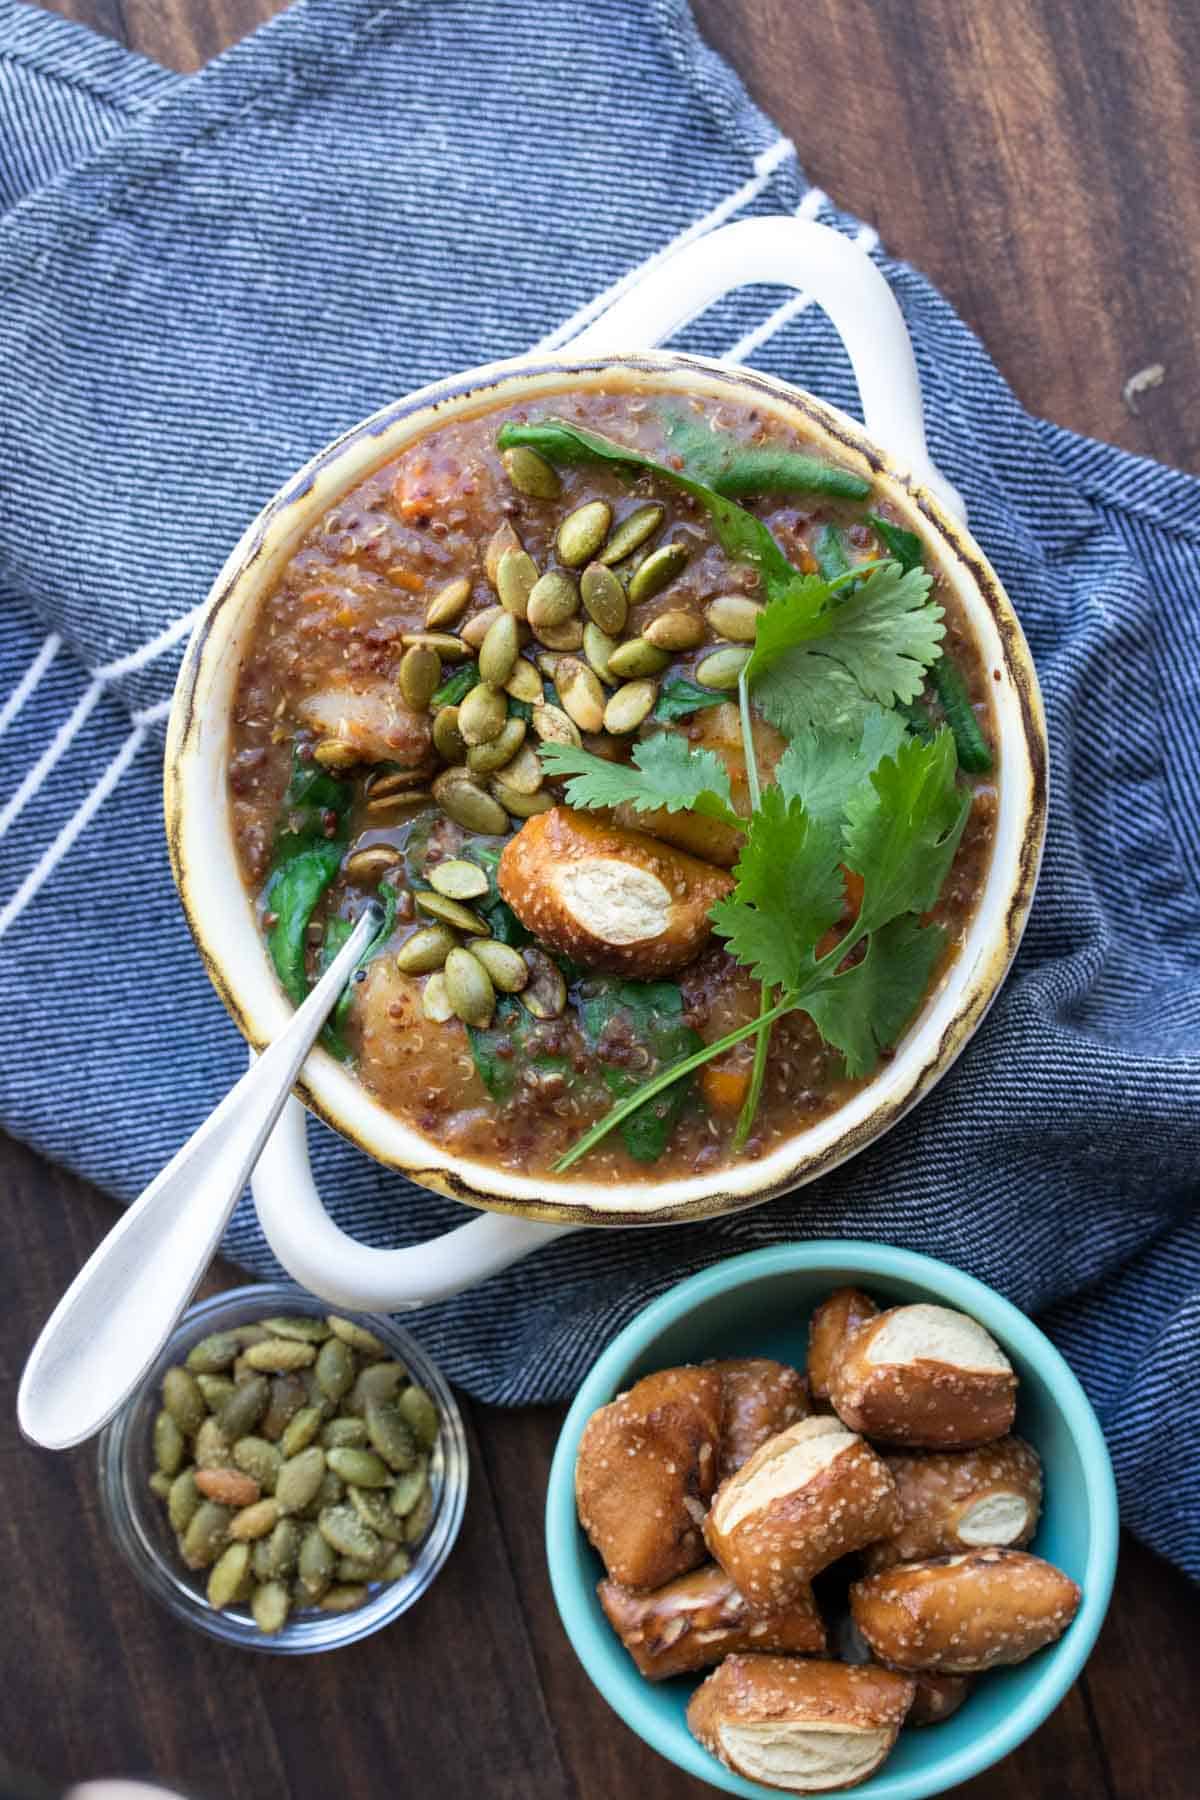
230,1497,281,1541
643,608,705,651
320,1584,369,1614
365,1394,419,1472
425,575,472,629
399,644,442,710
397,1385,440,1448
583,621,619,686
493,782,553,817
262,1316,331,1345
467,715,526,774
167,1467,202,1534
404,1485,436,1546
186,1331,242,1375
181,1500,233,1570
217,1376,271,1442
532,615,584,651
503,444,562,499
400,631,472,662
606,637,671,680
344,844,402,883
493,741,542,795
604,679,658,734
154,1410,186,1476
195,1467,261,1508
395,923,455,974
326,1447,391,1488
531,703,581,748
478,611,521,687
390,1461,429,1518
458,681,508,746
429,858,490,901
705,594,763,641
504,657,543,705
364,786,433,819
148,1469,173,1501
275,1445,327,1515
460,603,504,650
264,1518,301,1578
312,738,359,771
163,1366,208,1435
696,645,752,688
195,1374,236,1411
580,561,628,634
311,1469,346,1513
496,546,538,619
320,1416,369,1450
556,657,606,732
327,1316,389,1358
336,1556,382,1582
318,1504,382,1563
421,972,453,1022
557,499,612,567
432,772,507,836
348,1485,407,1543
365,767,431,804
315,1335,356,1404
485,519,522,587
535,651,563,680
627,540,689,604
298,1524,335,1598
466,938,529,993
252,1580,291,1635
279,1405,325,1459
208,1541,252,1610
260,1372,309,1441
244,1339,317,1374
233,1437,282,1494
382,1547,413,1580
527,568,579,633
349,1360,409,1411
194,1417,233,1470
443,946,495,1028
414,889,488,934
520,948,567,1018
432,704,468,763
599,503,664,565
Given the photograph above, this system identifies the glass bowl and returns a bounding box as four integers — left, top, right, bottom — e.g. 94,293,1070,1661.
98,1282,468,1653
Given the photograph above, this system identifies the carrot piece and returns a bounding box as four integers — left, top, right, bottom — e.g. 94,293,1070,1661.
702,1061,752,1113
386,567,425,593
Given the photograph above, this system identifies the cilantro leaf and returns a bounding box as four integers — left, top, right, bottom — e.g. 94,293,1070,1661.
774,707,907,824
748,562,945,739
842,730,971,929
800,914,946,1079
708,788,845,992
662,412,870,500
539,731,740,827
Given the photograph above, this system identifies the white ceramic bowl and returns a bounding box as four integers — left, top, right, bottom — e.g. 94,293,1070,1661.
164,218,1047,1310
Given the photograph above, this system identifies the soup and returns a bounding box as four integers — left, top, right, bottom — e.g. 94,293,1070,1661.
227,384,997,1182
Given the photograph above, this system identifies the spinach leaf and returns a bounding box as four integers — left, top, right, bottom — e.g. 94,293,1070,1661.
578,978,702,1162
265,842,345,1007
463,842,531,945
867,513,924,575
653,678,729,723
814,523,852,583
319,883,399,1060
467,997,570,1103
432,662,480,707
663,412,871,501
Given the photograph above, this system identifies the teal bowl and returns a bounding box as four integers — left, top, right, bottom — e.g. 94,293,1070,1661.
545,1243,1118,1799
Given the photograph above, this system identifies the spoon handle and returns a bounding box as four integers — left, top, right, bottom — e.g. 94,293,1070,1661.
18,901,383,1451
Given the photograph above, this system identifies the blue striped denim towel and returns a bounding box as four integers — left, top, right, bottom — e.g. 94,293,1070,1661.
1,0,1197,1577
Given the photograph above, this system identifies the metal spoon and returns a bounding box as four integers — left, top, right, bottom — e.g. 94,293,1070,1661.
17,900,384,1451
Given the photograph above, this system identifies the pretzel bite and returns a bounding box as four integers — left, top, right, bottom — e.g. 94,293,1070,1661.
806,1288,879,1407
704,1416,899,1609
575,1366,722,1588
598,1563,825,1680
829,1304,1017,1447
711,1357,810,1479
863,1437,1043,1572
498,807,732,977
688,1655,915,1793
907,1672,973,1727
850,1549,1081,1672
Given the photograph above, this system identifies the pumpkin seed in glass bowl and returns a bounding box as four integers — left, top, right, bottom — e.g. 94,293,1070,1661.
97,1283,467,1653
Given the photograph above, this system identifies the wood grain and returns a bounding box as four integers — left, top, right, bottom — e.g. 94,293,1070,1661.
7,1,1200,1795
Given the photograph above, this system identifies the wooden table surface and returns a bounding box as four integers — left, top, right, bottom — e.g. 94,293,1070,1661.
6,3,1198,1798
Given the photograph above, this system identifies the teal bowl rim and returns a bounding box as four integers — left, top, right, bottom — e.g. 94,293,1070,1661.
545,1241,1119,1800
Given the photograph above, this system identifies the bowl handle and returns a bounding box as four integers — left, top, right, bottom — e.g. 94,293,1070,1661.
252,1086,576,1311
562,215,966,522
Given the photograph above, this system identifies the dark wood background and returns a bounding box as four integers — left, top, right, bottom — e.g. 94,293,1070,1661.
5,3,1198,1797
